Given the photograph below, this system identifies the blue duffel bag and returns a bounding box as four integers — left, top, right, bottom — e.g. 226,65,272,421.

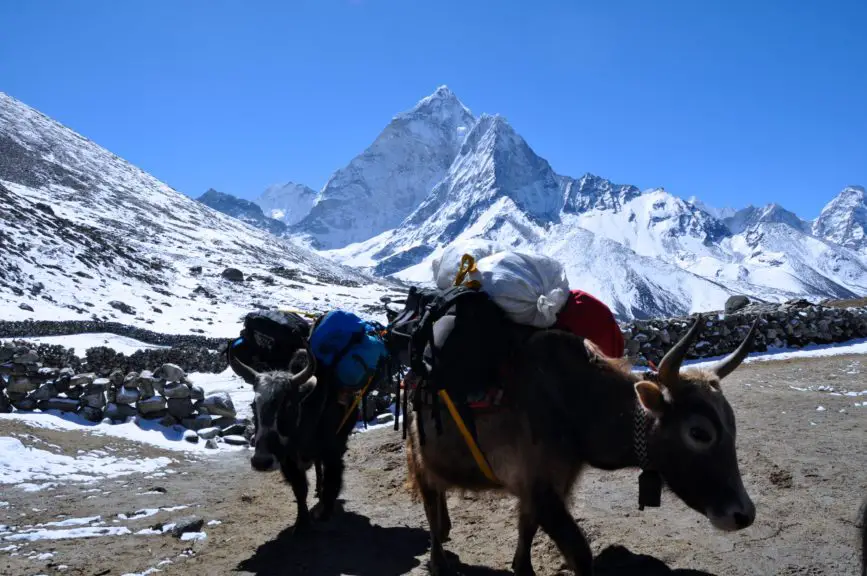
308,310,389,390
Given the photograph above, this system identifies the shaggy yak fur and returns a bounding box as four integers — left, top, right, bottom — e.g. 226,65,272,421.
229,344,358,534
405,313,760,576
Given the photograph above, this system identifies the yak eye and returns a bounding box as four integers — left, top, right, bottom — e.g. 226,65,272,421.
689,426,712,444
681,415,717,451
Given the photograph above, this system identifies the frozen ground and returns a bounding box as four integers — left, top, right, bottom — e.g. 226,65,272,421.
0,348,864,575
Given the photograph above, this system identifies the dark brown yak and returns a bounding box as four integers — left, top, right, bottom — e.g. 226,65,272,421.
405,313,759,575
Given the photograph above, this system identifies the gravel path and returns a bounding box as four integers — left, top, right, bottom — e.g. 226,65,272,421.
1,353,865,575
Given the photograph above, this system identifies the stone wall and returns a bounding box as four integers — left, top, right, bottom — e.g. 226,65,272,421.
0,341,251,449
621,300,867,366
0,320,229,349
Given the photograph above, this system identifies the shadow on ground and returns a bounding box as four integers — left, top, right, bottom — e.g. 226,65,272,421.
435,545,718,576
594,545,717,576
237,508,428,576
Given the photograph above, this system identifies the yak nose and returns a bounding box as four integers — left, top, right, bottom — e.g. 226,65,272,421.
733,498,756,529
709,496,755,531
250,453,278,472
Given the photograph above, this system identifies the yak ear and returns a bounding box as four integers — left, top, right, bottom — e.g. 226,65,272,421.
635,380,665,417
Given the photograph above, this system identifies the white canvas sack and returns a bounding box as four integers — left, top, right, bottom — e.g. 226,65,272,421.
474,250,570,328
431,238,507,290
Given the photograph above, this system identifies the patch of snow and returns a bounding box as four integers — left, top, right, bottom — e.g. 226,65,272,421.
38,516,101,528
2,526,132,541
11,334,169,356
0,437,170,489
180,531,207,541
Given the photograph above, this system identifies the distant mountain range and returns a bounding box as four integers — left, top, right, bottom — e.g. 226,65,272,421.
197,86,867,320
1,86,861,324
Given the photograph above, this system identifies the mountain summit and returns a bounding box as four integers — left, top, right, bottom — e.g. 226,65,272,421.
290,86,476,249
813,185,867,253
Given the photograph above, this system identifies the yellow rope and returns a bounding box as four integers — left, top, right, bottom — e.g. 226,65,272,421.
336,372,375,433
452,254,482,289
437,389,499,484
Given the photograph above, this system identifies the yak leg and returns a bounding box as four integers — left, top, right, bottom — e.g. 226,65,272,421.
312,443,346,522
281,462,311,535
419,483,451,576
438,492,451,542
532,483,593,576
511,502,539,576
314,460,323,499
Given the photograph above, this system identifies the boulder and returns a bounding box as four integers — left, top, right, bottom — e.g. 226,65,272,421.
137,395,167,415
196,427,221,440
70,373,96,387
182,414,213,431
115,387,140,405
29,382,58,401
104,403,136,421
155,363,186,383
109,369,125,387
38,398,79,413
200,392,235,418
78,406,103,422
122,372,140,389
163,382,191,399
725,295,751,314
222,435,249,446
221,268,244,283
108,300,136,315
167,398,195,419
7,376,38,394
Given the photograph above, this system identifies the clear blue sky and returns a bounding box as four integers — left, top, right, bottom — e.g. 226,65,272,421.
1,0,865,219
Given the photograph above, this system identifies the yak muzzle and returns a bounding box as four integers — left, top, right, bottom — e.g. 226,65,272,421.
250,452,279,473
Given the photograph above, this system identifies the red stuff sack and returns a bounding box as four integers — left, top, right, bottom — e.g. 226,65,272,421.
553,290,625,359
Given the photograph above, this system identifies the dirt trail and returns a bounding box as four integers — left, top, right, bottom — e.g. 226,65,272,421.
1,354,865,576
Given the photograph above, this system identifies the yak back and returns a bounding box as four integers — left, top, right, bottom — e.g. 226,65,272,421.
403,285,530,402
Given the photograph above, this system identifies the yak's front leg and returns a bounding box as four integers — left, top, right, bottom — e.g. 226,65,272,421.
280,461,311,535
314,460,323,499
419,482,451,576
531,482,593,576
512,502,539,576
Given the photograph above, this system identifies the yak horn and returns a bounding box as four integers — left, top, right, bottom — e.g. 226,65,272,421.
228,347,260,385
657,313,703,387
291,343,318,385
712,315,761,380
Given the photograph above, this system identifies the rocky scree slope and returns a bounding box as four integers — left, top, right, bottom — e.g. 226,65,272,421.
0,91,402,335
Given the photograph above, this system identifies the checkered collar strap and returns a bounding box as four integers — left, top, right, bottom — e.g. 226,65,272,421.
634,400,652,470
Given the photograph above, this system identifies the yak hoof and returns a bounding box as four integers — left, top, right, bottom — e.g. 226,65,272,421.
511,558,536,576
290,517,313,537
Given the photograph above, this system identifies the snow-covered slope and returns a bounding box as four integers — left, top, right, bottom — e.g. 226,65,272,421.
0,92,402,335
255,182,317,226
813,185,867,254
196,188,287,235
289,85,476,249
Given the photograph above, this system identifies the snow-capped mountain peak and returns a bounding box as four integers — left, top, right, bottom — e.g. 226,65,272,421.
563,173,642,214
255,181,317,226
725,203,810,235
400,84,474,126
688,196,737,220
813,185,867,253
290,86,477,249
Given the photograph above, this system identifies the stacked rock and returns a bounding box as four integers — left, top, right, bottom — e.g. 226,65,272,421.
0,342,251,445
